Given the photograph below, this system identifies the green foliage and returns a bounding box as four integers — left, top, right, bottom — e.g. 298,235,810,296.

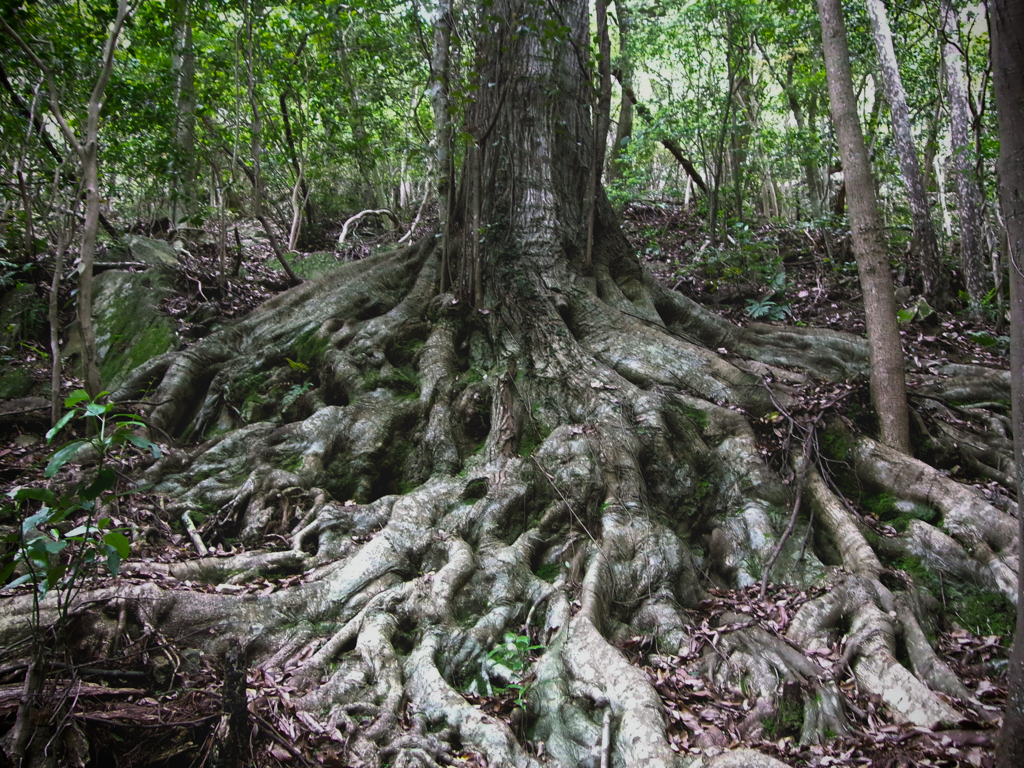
487,632,543,674
282,382,313,411
863,493,937,533
745,297,792,321
888,555,1016,639
535,563,560,582
1,391,157,638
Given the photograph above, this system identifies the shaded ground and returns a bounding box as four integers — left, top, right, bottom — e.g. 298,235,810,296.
0,204,1015,767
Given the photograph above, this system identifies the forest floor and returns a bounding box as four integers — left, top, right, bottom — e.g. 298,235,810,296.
0,204,1014,767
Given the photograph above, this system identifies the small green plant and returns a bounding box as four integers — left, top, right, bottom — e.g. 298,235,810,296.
745,297,792,322
282,381,312,410
1,390,160,635
487,632,543,674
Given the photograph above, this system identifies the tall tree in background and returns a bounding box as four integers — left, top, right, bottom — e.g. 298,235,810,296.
865,0,948,310
605,0,634,186
171,0,196,219
816,0,910,453
0,0,131,398
941,0,986,313
992,0,1024,762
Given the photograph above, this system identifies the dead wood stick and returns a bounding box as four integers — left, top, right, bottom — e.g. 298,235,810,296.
760,437,813,601
337,208,401,246
255,215,302,285
182,510,208,557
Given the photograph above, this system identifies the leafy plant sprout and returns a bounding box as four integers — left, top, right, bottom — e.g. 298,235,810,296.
1,390,160,645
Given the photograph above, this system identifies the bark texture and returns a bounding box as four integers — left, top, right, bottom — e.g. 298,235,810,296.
865,0,947,310
941,0,987,313
817,0,911,453
992,0,1024,762
0,2,1018,767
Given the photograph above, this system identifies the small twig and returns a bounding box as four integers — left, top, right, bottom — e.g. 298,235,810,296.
181,511,208,557
600,700,612,768
255,215,302,285
760,436,813,602
252,711,316,768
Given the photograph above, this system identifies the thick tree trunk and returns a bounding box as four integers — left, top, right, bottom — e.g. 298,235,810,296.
992,0,1024,763
817,0,910,453
941,0,987,313
3,3,1019,768
865,0,948,310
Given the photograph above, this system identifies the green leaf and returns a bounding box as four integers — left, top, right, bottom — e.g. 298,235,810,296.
84,402,109,417
43,540,68,554
64,390,90,407
22,511,51,535
106,547,122,576
81,468,116,501
45,440,87,477
103,531,130,558
46,410,76,442
0,560,17,584
3,573,32,591
896,308,916,323
124,434,161,458
11,487,57,505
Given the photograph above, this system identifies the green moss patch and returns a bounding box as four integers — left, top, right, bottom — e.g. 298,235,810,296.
86,267,178,387
270,251,342,280
0,367,33,399
888,554,1016,639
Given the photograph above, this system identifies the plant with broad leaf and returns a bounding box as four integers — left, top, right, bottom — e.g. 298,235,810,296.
0,390,160,640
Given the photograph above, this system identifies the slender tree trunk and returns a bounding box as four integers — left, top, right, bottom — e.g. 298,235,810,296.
606,0,633,186
585,0,613,269
818,0,911,453
429,0,453,292
991,0,1024,762
280,91,313,226
1,0,129,396
49,217,75,427
788,63,823,216
246,2,263,218
866,0,948,309
941,0,986,312
171,0,196,212
337,24,377,209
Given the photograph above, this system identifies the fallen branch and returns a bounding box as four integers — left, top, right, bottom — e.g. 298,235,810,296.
182,511,209,557
338,208,401,246
255,215,302,285
397,186,431,244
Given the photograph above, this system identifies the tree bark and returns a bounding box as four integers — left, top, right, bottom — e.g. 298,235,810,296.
280,90,313,226
941,0,987,313
1,2,129,397
606,0,633,186
429,0,453,292
817,0,911,453
992,0,1024,763
171,0,197,205
585,0,613,269
865,0,948,310
246,1,263,218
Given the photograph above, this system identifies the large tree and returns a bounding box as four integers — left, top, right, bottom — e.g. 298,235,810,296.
1,1,1018,766
992,0,1024,763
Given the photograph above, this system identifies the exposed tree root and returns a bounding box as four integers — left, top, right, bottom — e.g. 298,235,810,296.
2,229,1017,767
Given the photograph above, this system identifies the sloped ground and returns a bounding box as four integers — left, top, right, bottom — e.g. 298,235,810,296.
0,205,1015,767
